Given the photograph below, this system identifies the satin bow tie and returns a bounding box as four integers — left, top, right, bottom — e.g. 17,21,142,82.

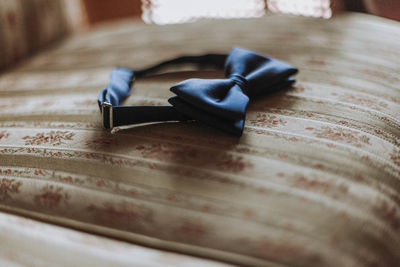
98,47,298,136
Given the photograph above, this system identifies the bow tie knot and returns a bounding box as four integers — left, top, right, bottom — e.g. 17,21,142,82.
229,74,248,95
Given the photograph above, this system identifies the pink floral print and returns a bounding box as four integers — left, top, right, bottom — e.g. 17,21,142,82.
0,131,10,141
306,126,370,147
34,185,69,208
23,131,74,146
0,178,22,201
250,113,287,128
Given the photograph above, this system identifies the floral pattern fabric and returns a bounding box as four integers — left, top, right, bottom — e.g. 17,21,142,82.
0,13,399,266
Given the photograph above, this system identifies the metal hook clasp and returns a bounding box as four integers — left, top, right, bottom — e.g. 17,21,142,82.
101,102,113,130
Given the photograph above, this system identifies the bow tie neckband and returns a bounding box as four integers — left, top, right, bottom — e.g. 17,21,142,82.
98,47,298,136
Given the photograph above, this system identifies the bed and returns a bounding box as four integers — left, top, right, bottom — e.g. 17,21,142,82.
0,6,399,266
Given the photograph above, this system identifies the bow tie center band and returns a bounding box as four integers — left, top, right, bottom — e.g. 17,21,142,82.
98,47,298,136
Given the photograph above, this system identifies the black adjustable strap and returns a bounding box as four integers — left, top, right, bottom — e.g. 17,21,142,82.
98,53,227,129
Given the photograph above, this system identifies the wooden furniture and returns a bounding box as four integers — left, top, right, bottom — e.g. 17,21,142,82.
81,0,142,25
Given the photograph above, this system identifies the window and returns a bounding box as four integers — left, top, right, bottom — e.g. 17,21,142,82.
267,0,332,18
141,0,332,25
142,0,265,24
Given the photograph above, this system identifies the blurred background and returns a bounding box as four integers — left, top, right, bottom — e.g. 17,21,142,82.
1,0,399,70
77,0,400,26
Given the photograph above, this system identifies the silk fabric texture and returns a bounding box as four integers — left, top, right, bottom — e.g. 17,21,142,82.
98,47,298,136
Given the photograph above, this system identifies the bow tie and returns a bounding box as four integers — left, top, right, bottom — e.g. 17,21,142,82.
98,47,298,136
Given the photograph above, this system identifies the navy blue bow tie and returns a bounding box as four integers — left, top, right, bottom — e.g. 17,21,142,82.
98,47,298,136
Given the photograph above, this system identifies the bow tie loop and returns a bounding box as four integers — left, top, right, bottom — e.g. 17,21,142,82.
229,73,249,95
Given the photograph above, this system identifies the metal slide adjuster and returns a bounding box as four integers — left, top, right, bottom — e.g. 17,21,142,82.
101,102,113,129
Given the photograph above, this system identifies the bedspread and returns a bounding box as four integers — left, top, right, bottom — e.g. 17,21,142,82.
0,13,399,266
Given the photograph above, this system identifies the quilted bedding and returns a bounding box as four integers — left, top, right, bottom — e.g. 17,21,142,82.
0,13,399,266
